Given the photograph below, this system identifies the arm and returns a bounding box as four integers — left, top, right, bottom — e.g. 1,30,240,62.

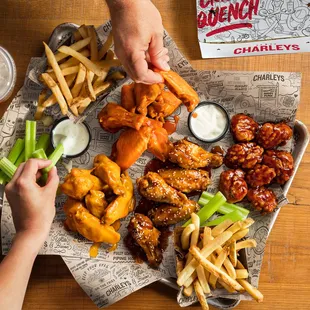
0,159,59,310
106,0,170,84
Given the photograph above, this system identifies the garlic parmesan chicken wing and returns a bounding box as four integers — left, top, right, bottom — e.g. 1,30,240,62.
134,82,164,115
148,89,182,120
93,154,125,195
128,213,163,267
61,168,105,200
158,168,210,193
168,139,223,169
121,83,136,113
64,198,120,244
137,172,188,205
103,173,135,226
85,190,108,219
149,200,199,226
154,69,199,112
98,102,146,133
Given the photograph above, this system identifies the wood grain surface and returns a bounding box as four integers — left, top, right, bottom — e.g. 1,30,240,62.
0,1,309,309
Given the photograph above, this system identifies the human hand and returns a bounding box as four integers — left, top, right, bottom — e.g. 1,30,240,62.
5,159,59,245
107,0,170,84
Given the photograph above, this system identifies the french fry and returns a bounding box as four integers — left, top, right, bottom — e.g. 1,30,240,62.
85,70,96,101
196,265,210,294
60,65,80,76
181,224,195,250
106,49,115,60
236,239,257,251
177,231,232,287
41,73,68,115
237,279,264,302
73,29,83,41
189,245,244,292
193,280,209,310
55,37,92,62
43,42,73,105
227,228,249,245
88,26,98,61
229,241,237,267
203,227,213,247
71,63,87,98
78,25,89,39
107,71,126,81
34,90,47,120
98,32,113,60
209,247,229,289
183,285,193,297
223,258,237,279
218,279,235,293
58,45,109,76
176,259,184,277
211,220,233,238
235,269,248,279
184,271,197,288
236,260,246,269
226,221,243,234
185,213,200,264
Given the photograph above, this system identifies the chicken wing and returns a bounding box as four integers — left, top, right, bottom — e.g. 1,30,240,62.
158,168,210,193
128,213,163,267
148,89,182,120
134,83,164,115
98,102,146,133
63,198,120,244
121,83,136,113
113,126,152,171
155,69,199,112
85,190,108,219
168,139,223,169
103,173,135,225
93,154,125,195
61,168,105,200
137,172,188,205
149,200,199,226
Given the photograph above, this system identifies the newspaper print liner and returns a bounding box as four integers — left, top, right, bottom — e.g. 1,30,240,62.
0,21,301,308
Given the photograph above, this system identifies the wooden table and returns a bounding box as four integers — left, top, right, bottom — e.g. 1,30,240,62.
0,1,309,309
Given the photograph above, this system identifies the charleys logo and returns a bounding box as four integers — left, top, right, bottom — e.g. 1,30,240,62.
197,0,260,37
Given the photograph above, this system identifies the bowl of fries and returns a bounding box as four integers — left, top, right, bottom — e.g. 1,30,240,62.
35,24,125,120
174,214,263,309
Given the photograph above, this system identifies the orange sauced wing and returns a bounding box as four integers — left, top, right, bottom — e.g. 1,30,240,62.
98,102,146,133
114,126,152,171
134,83,163,115
155,69,199,112
121,83,136,113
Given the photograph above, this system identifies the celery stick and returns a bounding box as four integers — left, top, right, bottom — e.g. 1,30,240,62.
0,157,17,180
25,120,37,161
32,148,48,160
202,210,244,227
35,133,50,152
199,191,249,219
8,139,25,164
15,151,25,166
42,143,64,174
0,172,8,184
183,191,226,227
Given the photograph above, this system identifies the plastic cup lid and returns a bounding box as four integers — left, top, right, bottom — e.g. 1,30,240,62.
0,47,16,101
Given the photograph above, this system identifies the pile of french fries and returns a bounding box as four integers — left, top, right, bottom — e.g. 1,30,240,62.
175,214,263,310
35,24,125,120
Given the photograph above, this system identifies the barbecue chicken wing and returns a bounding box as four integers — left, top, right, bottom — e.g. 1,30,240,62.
113,126,152,171
158,168,210,193
168,139,223,169
128,213,163,267
63,198,120,244
247,187,277,215
155,69,199,112
134,83,164,115
245,164,276,188
149,200,199,226
231,114,259,142
85,190,108,219
121,83,136,113
93,154,125,195
61,168,105,200
256,123,293,149
148,89,182,120
98,102,146,133
137,172,188,205
103,173,135,225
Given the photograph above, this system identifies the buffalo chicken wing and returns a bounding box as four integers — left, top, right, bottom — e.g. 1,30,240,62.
85,190,107,219
121,83,136,113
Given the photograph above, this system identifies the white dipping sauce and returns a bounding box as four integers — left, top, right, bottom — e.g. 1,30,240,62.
190,104,227,141
53,119,90,156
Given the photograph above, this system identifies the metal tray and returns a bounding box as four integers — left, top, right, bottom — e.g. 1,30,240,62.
0,23,309,310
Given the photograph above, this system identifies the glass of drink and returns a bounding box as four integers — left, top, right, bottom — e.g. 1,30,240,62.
0,47,16,103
